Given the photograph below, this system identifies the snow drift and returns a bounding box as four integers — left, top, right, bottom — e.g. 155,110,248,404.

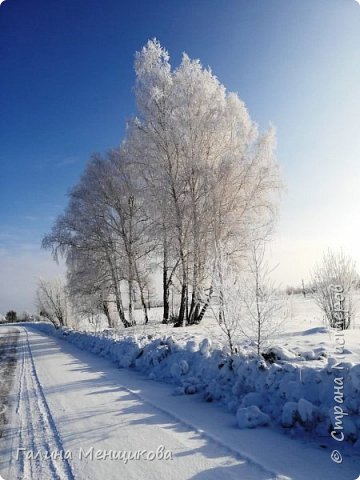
30,322,360,447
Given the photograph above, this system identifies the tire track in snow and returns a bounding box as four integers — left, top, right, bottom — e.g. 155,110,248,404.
13,328,75,480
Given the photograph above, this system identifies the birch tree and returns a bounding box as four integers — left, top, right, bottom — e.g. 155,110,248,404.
36,277,69,327
128,39,281,326
44,39,282,329
238,239,284,355
211,246,242,354
43,150,154,327
211,239,284,356
66,248,115,328
43,157,131,327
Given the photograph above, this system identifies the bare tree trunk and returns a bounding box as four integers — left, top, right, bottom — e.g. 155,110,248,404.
110,266,131,328
188,187,201,325
139,287,149,324
163,288,170,324
101,301,112,328
188,304,200,324
162,240,170,324
226,327,235,355
196,285,213,324
175,272,187,327
115,287,130,328
134,266,149,324
128,274,134,326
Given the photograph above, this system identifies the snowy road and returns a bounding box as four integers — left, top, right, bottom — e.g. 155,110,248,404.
0,326,358,480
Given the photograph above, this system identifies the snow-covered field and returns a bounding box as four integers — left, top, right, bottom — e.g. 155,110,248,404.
73,293,360,363
1,294,360,479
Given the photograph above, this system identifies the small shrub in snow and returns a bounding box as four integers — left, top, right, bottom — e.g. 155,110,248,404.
170,360,189,378
311,249,357,330
184,385,198,395
301,351,316,361
179,359,189,375
297,398,317,429
280,380,302,403
236,405,270,429
256,358,268,371
281,402,298,428
199,338,211,356
263,346,298,362
186,340,198,353
173,386,185,396
164,336,178,353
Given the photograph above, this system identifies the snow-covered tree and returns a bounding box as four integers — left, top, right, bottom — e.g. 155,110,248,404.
43,156,132,327
5,310,17,323
211,238,284,356
36,277,69,327
238,239,284,355
66,248,115,328
105,149,155,325
210,246,243,354
43,39,282,329
128,39,282,326
43,151,154,328
312,249,358,330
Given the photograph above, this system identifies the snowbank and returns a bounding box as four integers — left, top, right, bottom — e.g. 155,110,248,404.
29,322,360,446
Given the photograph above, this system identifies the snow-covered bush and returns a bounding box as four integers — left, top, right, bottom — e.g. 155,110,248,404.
236,405,270,429
312,249,358,329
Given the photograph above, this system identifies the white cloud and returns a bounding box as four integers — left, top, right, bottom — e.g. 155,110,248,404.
55,156,78,168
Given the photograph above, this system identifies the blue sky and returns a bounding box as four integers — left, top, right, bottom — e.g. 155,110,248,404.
1,0,360,312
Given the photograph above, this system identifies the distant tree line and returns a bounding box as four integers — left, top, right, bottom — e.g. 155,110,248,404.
0,311,38,323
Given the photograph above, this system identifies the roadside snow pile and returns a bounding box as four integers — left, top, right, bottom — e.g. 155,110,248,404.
30,322,360,445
